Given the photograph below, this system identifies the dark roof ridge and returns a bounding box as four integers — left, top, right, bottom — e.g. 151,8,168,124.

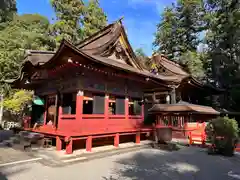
119,20,143,70
76,18,123,47
40,39,181,83
25,50,56,55
152,53,185,69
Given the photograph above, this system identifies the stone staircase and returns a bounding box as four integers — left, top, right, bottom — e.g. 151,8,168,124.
0,130,44,151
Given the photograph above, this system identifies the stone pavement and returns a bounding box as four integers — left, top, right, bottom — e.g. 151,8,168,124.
1,147,240,180
0,148,35,165
33,140,152,167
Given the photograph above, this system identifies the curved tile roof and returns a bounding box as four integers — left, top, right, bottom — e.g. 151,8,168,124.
148,102,220,115
151,53,189,77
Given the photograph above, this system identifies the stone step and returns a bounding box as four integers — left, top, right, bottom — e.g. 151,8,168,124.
13,142,32,151
19,131,30,137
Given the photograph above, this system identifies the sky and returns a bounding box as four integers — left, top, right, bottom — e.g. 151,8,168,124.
16,0,176,56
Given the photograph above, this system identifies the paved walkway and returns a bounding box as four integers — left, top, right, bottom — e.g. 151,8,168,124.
0,148,34,165
1,147,240,180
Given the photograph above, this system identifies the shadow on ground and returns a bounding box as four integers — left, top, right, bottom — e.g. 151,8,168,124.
0,166,29,180
103,147,240,180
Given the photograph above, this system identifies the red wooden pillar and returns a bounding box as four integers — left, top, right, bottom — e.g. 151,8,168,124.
184,115,188,137
125,97,129,120
56,136,62,151
189,132,192,145
43,96,47,125
104,95,109,120
65,138,73,154
136,131,140,144
58,94,63,128
86,136,92,152
178,116,181,128
114,133,119,147
141,103,144,121
76,90,84,121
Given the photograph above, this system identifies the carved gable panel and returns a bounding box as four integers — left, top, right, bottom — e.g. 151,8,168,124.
31,70,48,80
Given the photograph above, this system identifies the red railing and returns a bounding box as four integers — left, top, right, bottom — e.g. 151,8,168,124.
61,114,76,120
82,114,105,120
236,144,240,152
129,115,142,120
189,132,240,152
109,115,125,120
189,131,206,145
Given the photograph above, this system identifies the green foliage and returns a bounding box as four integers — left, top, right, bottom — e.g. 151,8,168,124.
0,0,108,122
50,0,85,45
0,0,17,29
153,5,178,60
180,51,205,79
135,48,147,58
82,0,107,38
50,0,107,45
0,14,56,93
154,0,204,60
153,0,206,79
3,90,33,115
153,0,240,110
204,0,240,110
135,48,152,70
205,116,239,156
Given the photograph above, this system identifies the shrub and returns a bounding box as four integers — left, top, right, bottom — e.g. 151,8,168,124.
205,116,239,156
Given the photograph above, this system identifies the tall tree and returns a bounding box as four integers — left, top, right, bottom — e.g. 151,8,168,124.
50,0,85,45
0,0,17,29
0,14,55,92
50,0,107,45
82,0,107,38
205,0,240,87
180,51,206,79
175,0,204,57
204,0,240,110
153,5,178,60
153,0,206,79
0,13,55,120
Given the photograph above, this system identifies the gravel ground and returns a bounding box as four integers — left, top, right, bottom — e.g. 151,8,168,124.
1,147,240,180
0,148,33,164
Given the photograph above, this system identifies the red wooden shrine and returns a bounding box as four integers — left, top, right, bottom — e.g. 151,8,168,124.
10,19,175,154
149,102,220,140
8,19,223,154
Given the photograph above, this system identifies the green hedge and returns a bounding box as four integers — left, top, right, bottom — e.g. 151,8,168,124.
205,116,239,156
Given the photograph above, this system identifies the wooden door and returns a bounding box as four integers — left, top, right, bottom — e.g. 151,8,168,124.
46,94,58,127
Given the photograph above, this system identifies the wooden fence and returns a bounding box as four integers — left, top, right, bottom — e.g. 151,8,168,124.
189,131,240,152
